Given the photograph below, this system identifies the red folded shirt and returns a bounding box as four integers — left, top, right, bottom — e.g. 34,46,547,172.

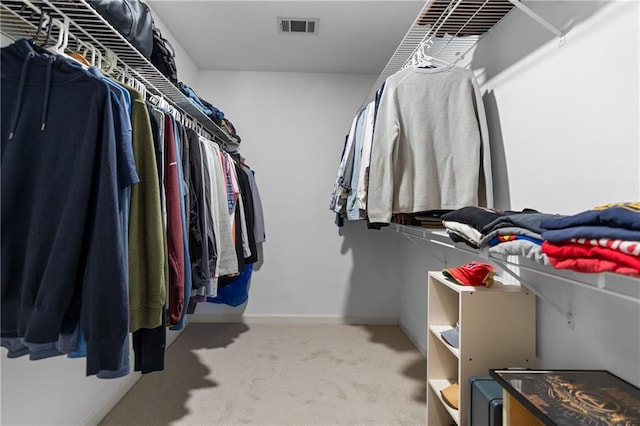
542,241,640,277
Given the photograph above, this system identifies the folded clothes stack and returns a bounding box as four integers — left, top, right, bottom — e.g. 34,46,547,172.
391,209,453,228
178,82,224,124
440,202,640,278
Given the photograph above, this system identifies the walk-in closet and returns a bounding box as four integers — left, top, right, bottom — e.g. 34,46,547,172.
2,1,639,425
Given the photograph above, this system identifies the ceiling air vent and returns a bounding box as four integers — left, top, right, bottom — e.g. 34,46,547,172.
278,17,319,34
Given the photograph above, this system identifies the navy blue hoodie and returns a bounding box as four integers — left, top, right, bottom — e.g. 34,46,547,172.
1,39,129,375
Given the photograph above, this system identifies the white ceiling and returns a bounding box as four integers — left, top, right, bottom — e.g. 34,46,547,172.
147,0,426,74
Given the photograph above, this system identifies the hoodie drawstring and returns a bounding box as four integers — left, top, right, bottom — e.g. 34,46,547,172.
41,56,54,131
8,49,55,140
8,52,33,140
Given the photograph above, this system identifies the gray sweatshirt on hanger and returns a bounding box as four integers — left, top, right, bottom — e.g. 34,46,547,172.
367,64,493,224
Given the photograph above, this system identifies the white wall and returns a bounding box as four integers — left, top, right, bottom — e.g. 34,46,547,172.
398,0,640,387
192,70,403,322
475,0,639,213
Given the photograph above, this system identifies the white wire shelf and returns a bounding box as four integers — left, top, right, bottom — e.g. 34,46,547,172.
360,0,565,110
387,223,640,312
0,0,234,145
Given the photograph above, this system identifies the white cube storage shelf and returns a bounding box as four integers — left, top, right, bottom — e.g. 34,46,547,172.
426,271,537,425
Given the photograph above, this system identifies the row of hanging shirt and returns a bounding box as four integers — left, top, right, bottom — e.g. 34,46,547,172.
330,44,494,227
0,36,265,378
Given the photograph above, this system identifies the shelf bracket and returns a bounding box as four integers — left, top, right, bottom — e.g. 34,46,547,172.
488,256,575,330
398,231,448,266
509,0,566,46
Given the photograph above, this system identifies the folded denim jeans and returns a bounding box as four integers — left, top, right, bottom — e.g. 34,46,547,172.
178,82,224,124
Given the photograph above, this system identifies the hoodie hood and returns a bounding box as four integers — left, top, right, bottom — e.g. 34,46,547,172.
2,39,84,141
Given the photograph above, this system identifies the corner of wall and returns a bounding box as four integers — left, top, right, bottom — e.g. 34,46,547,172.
147,4,200,90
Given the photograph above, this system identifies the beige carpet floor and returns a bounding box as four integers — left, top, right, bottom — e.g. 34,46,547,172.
100,323,426,426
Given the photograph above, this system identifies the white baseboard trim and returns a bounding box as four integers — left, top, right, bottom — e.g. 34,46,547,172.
85,328,185,425
399,322,427,358
188,314,399,325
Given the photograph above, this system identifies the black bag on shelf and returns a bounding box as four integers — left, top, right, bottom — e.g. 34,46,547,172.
221,118,241,143
87,0,154,59
150,25,179,86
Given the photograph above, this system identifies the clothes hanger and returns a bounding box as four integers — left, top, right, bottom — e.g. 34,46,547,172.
101,48,119,75
90,45,105,71
417,56,435,68
419,55,450,68
124,65,135,87
174,109,183,125
28,13,61,59
139,78,147,98
415,39,450,69
70,40,91,66
41,14,54,48
51,18,67,53
149,94,171,111
47,18,94,70
148,94,160,106
128,69,145,94
80,42,97,66
112,64,125,83
30,11,46,44
119,65,129,84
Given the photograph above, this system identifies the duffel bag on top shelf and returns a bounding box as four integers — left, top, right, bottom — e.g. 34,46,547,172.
87,0,154,59
151,25,179,86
